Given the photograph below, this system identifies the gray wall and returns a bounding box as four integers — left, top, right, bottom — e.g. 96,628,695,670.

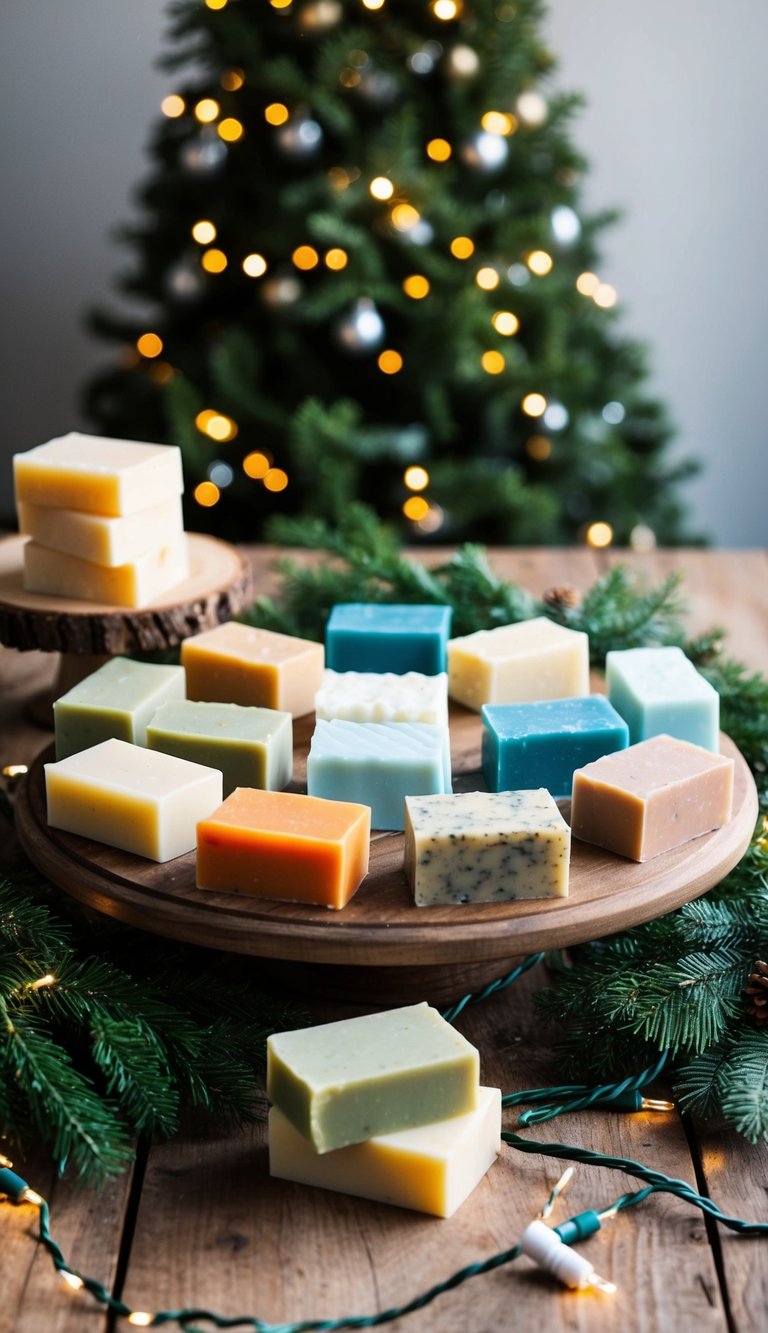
1,2,765,544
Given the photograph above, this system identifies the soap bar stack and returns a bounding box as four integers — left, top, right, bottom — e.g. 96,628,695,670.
15,432,188,608
268,1003,500,1217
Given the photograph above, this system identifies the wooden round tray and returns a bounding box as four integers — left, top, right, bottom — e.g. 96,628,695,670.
14,717,758,1003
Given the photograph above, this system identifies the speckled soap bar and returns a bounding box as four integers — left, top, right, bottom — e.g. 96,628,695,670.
404,789,571,906
606,646,720,750
482,695,628,797
325,604,453,674
307,719,450,831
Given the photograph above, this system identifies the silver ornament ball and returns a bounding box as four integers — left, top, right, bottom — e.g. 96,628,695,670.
335,298,385,353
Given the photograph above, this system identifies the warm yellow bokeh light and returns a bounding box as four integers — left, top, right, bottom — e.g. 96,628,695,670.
325,247,349,270
492,310,519,336
403,274,430,299
242,252,268,277
161,94,185,118
586,521,614,548
292,245,319,270
194,481,220,507
426,138,452,162
191,219,217,244
220,68,245,92
378,349,403,374
522,392,547,417
391,203,420,230
527,250,553,276
201,248,228,273
403,495,430,521
205,0,228,9
481,111,516,136
450,236,475,259
404,465,430,491
265,102,290,126
270,0,293,8
264,467,289,492
594,283,617,308
432,0,459,18
370,176,395,201
195,409,217,432
481,350,506,375
476,266,500,291
136,333,163,359
243,451,271,479
526,435,551,460
194,99,220,124
204,413,238,442
361,0,385,8
218,117,244,142
576,271,600,297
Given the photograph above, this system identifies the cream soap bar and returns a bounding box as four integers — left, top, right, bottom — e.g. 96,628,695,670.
182,621,324,718
23,535,189,608
606,646,720,751
404,789,570,906
13,433,183,516
571,734,734,861
45,737,222,862
54,657,186,760
267,1003,480,1153
448,617,589,711
17,496,184,567
269,1086,501,1218
148,699,292,796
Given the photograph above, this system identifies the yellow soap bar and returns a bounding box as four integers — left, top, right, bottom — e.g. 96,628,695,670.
196,787,370,908
269,1086,501,1217
13,433,183,516
23,535,189,608
182,621,324,717
18,496,184,567
45,737,222,862
448,617,589,711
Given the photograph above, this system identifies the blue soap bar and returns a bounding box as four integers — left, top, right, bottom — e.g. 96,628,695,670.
606,646,720,750
325,604,453,675
307,719,451,831
481,695,629,798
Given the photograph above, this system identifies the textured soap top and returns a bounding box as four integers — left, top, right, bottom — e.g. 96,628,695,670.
406,788,568,837
606,647,717,701
310,718,446,760
574,733,733,795
56,657,185,712
315,670,449,724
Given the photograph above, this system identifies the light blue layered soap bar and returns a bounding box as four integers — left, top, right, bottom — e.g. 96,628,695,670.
325,604,453,674
54,656,185,760
147,699,292,796
307,719,451,831
482,695,629,798
606,647,719,751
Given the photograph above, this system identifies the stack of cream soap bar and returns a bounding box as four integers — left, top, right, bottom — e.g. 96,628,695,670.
14,432,188,607
268,1003,501,1217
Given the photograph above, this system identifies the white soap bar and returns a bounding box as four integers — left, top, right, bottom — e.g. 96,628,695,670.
13,433,183,516
606,646,720,750
404,789,571,905
17,496,184,567
269,1086,501,1218
315,669,449,725
23,535,189,608
448,617,589,711
45,737,222,862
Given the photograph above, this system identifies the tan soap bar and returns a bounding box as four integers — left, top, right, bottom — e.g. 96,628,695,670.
269,1086,501,1218
45,737,222,862
182,621,324,717
448,617,589,711
267,1003,480,1153
18,496,184,567
23,535,189,607
571,733,734,861
13,433,183,516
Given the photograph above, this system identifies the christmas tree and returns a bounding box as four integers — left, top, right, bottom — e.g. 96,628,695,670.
85,0,696,546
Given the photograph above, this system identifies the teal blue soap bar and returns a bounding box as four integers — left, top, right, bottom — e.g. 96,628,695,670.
307,720,451,831
325,604,453,674
54,656,185,760
606,647,719,750
147,699,292,796
482,695,629,798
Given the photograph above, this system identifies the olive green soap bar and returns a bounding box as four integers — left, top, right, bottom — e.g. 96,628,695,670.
267,1002,480,1153
54,657,186,760
147,699,292,796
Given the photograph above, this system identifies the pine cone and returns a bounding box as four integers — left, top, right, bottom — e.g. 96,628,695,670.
745,959,768,1025
543,585,582,612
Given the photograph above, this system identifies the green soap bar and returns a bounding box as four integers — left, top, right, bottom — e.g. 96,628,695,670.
267,1002,479,1153
147,699,292,795
54,657,185,760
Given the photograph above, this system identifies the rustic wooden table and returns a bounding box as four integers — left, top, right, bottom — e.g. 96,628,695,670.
1,546,766,1333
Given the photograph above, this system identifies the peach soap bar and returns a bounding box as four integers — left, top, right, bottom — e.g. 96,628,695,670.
17,495,184,566
182,621,324,717
23,535,189,608
571,734,734,862
45,737,222,862
54,656,186,760
448,617,589,711
196,787,370,909
13,433,183,516
267,1003,480,1153
269,1086,500,1218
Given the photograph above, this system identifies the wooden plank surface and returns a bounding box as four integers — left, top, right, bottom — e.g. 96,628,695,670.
0,547,766,1333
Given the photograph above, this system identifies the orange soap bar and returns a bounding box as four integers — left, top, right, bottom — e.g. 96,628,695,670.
571,733,734,862
182,621,324,718
196,787,371,909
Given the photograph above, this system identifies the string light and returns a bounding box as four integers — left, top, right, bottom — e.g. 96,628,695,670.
195,410,237,441
481,350,505,375
28,974,56,991
242,252,268,277
576,271,600,297
450,236,474,259
481,111,516,136
403,274,430,299
378,349,403,374
586,521,613,548
194,98,220,123
220,68,245,91
243,451,271,479
127,1315,155,1328
194,481,220,507
160,94,185,118
432,0,460,18
516,90,548,125
492,310,519,335
201,248,227,273
527,250,553,275
391,203,420,230
61,1271,84,1291
270,0,293,7
325,248,348,270
136,333,163,359
594,283,617,308
426,138,452,161
264,102,289,125
339,67,361,88
404,465,429,490
191,220,217,244
292,245,319,270
526,435,551,460
522,392,547,417
328,166,356,190
218,117,244,141
370,176,395,200
264,467,289,492
476,266,500,290
403,495,429,520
